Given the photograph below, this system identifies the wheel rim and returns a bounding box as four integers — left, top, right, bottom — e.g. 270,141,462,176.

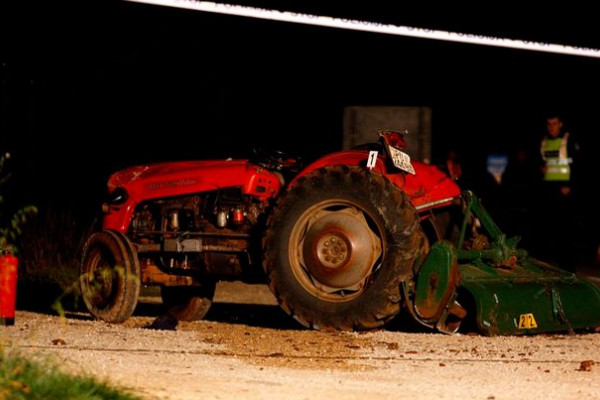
85,247,121,308
290,200,383,302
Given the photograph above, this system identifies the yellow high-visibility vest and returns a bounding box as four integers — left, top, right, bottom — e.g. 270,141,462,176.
541,133,571,181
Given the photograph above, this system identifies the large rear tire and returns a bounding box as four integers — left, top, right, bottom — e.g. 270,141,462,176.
80,230,141,323
161,282,216,322
263,165,426,331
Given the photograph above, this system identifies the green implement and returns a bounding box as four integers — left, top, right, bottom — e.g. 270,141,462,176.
407,191,600,336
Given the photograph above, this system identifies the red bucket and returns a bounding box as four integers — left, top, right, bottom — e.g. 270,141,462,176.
0,253,18,326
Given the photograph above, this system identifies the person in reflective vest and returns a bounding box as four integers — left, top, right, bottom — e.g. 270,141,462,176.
540,116,576,190
536,114,581,272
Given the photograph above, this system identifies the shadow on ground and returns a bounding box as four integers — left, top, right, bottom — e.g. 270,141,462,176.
133,299,302,331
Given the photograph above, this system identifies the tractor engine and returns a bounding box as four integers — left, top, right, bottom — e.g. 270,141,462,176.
128,187,267,281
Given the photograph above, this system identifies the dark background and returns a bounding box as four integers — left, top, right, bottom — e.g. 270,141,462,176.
2,1,599,262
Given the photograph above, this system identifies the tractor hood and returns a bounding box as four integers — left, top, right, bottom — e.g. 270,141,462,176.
107,159,282,204
108,160,245,189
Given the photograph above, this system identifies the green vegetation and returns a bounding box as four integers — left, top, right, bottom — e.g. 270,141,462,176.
0,152,37,255
18,208,92,313
0,151,68,313
1,152,143,399
0,150,93,313
0,348,143,400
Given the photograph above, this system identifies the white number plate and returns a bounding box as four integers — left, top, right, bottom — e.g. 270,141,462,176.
388,146,416,175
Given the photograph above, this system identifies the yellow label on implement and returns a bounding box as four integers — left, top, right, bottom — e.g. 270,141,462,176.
518,313,538,329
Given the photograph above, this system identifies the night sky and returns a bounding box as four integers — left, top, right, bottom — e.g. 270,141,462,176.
2,2,600,237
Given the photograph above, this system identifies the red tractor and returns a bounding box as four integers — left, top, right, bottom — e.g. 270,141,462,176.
80,130,600,335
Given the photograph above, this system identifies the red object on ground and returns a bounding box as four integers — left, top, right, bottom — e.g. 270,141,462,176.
0,253,18,326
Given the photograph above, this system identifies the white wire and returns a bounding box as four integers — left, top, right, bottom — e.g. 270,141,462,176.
125,0,600,59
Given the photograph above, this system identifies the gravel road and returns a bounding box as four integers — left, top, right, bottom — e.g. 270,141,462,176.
3,281,600,400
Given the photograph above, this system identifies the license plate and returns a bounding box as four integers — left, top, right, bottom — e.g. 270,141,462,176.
388,146,416,175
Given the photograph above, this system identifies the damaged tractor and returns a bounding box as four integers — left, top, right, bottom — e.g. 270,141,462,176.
80,130,600,335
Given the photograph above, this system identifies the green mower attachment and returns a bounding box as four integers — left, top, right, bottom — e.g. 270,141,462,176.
408,191,600,336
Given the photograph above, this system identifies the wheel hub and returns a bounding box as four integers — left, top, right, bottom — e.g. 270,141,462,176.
301,207,382,289
316,234,349,269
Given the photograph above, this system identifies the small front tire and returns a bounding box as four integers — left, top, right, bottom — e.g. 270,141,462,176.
80,230,141,323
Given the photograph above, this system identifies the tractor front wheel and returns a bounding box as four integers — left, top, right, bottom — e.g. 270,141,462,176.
80,230,141,323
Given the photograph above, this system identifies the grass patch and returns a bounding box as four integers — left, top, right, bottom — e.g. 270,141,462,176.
0,348,143,400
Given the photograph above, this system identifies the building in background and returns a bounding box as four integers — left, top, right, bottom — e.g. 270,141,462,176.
343,106,432,164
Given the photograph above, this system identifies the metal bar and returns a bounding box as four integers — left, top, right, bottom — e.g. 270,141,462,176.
131,230,251,238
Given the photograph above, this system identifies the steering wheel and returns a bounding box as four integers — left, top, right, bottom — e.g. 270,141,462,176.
251,148,302,172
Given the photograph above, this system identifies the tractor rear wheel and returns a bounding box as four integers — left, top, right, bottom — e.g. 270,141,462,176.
264,165,426,331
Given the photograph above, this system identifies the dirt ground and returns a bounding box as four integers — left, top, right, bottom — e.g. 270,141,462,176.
4,281,600,400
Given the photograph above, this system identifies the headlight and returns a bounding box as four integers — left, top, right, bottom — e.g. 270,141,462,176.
107,187,128,205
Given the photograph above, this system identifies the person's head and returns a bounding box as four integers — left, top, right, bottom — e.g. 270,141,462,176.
546,115,564,138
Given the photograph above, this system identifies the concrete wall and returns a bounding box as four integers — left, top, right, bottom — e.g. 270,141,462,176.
342,106,432,164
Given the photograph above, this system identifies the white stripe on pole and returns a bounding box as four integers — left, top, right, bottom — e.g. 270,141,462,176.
125,0,600,59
